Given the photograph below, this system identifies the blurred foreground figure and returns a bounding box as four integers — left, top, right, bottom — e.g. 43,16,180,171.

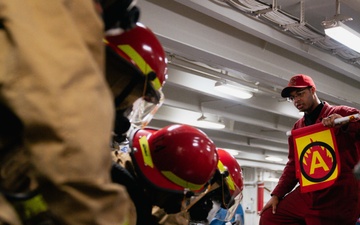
0,0,139,224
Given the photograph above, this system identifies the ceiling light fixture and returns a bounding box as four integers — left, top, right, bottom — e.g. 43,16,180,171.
322,0,360,53
195,115,225,129
214,80,253,99
324,22,360,53
265,156,283,162
223,149,240,156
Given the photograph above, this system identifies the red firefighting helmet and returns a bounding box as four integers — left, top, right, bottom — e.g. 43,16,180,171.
104,22,167,104
130,124,218,193
217,148,243,205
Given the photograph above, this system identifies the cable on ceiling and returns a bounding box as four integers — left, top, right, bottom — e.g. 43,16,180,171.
220,0,360,67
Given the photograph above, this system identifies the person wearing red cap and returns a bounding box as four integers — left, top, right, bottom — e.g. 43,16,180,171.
259,74,360,225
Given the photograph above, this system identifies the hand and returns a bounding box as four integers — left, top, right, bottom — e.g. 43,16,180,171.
259,195,279,216
322,114,343,127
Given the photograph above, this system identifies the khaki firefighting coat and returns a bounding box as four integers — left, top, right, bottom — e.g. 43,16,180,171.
0,1,132,224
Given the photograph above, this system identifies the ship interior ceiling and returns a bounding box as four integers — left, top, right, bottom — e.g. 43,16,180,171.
138,0,360,173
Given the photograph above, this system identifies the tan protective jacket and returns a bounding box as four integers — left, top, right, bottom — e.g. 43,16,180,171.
0,1,131,224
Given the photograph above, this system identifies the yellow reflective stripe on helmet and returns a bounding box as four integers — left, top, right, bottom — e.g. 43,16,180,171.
217,161,236,191
119,45,151,74
118,44,162,91
161,171,204,191
139,136,154,168
151,77,161,91
225,175,236,191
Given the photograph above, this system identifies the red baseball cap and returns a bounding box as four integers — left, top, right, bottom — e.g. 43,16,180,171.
281,74,316,98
